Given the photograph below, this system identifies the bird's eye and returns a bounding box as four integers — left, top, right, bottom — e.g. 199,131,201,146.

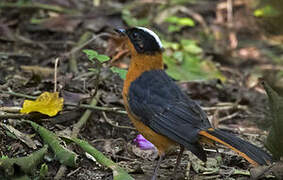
132,32,141,40
130,31,144,51
132,32,138,38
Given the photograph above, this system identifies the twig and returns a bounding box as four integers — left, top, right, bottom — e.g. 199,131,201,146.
202,104,248,111
54,58,60,92
178,6,209,34
203,175,221,179
110,49,129,63
66,167,81,177
259,64,283,71
2,91,249,115
16,34,47,50
64,33,111,58
102,112,135,130
215,102,237,106
69,32,92,74
0,106,21,113
0,2,78,14
2,91,37,100
227,0,233,26
0,122,37,149
0,52,31,58
54,166,67,180
63,32,111,74
71,92,101,138
2,91,250,119
113,155,135,161
76,103,127,114
1,91,127,114
250,164,275,179
72,71,95,80
219,112,240,122
185,161,191,179
0,113,30,120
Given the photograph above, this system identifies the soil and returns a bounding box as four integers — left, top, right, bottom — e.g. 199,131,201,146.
0,0,279,179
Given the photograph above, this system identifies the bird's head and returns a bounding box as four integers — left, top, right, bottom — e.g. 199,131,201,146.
115,27,163,55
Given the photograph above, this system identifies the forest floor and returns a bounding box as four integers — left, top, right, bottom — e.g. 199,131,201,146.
0,0,282,179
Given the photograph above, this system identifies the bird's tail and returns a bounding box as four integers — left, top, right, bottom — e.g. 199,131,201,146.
199,128,272,166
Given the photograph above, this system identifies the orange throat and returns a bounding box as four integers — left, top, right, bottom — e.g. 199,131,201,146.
122,41,163,99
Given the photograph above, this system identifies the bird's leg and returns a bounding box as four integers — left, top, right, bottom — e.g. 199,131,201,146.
152,153,164,180
173,145,184,177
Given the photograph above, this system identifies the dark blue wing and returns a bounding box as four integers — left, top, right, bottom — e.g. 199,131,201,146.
128,70,211,160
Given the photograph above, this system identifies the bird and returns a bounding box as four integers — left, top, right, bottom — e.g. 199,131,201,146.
115,27,272,180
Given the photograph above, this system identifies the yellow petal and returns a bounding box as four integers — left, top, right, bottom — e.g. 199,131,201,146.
20,92,64,117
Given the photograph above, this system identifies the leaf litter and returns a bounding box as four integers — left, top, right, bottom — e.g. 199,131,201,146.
0,0,282,179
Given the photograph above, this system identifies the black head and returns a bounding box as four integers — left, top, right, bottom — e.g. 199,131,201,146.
115,27,163,54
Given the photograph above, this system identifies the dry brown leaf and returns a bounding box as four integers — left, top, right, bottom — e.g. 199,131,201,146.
21,65,54,78
41,15,81,33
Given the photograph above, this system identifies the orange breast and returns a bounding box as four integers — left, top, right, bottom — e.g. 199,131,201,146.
127,106,177,155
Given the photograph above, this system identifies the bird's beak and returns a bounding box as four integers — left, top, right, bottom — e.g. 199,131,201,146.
114,28,126,36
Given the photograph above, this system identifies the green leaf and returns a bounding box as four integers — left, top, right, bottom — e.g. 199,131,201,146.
83,49,110,63
163,54,225,82
172,51,184,63
168,25,182,33
39,163,48,178
122,9,149,27
111,67,127,80
83,49,98,61
96,54,110,63
0,155,8,160
88,68,98,73
0,145,48,176
162,39,224,82
181,39,203,54
178,17,195,26
71,137,134,180
263,82,283,160
162,41,180,50
254,5,280,17
165,16,195,27
24,120,78,167
170,0,196,5
165,16,179,23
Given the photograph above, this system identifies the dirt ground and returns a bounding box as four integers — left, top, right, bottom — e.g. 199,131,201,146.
0,0,281,179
